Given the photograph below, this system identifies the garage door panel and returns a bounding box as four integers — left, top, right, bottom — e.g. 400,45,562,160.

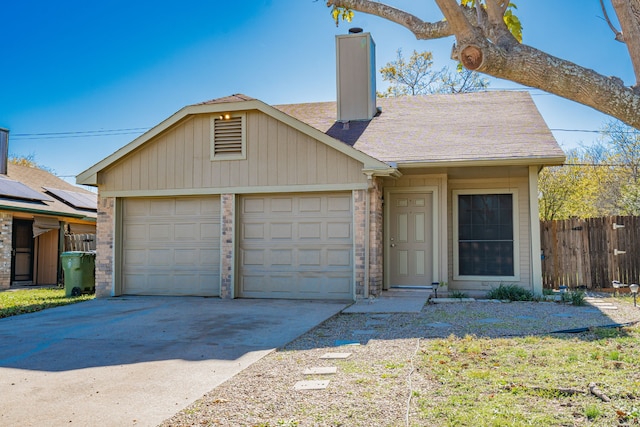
200,223,220,240
327,249,351,266
149,224,171,241
239,193,353,300
122,197,221,296
242,223,265,240
271,223,293,239
328,222,351,239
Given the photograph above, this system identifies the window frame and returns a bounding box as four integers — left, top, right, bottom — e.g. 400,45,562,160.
452,189,520,281
210,112,246,161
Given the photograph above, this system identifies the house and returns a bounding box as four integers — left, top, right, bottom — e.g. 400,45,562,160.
0,128,98,289
77,32,565,300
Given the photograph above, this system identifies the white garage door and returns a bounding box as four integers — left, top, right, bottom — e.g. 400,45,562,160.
239,193,353,300
121,197,221,296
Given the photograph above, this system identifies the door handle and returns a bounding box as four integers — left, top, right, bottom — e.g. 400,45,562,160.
390,244,396,247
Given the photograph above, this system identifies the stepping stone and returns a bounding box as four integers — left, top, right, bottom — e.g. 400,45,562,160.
476,318,502,324
334,340,360,346
303,367,337,375
365,320,386,327
369,314,392,319
294,380,330,390
427,322,453,328
320,352,352,359
352,329,377,335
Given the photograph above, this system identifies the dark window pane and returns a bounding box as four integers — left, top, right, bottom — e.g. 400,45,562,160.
458,194,514,276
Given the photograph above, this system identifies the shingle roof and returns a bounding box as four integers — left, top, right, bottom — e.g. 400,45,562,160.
197,94,256,105
0,164,97,218
275,91,565,165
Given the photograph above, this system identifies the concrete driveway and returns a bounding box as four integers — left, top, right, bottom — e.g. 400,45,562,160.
0,296,347,426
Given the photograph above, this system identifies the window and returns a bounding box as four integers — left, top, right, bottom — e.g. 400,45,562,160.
210,113,246,160
454,191,518,279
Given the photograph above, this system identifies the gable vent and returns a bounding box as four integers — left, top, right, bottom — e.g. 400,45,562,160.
211,113,246,160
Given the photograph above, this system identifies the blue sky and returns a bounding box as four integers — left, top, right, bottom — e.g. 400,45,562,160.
0,1,634,182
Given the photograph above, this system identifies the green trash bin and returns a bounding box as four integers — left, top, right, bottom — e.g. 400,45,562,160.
61,251,96,297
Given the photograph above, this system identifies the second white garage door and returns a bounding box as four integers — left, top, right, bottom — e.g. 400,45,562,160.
238,193,353,300
121,197,221,296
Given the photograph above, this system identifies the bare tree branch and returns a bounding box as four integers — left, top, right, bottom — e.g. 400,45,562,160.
326,0,478,39
325,0,640,130
600,0,625,42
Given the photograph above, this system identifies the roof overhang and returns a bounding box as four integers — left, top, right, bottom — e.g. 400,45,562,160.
394,156,566,170
77,99,398,186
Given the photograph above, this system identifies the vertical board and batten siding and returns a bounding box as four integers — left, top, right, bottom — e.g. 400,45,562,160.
540,216,640,288
99,112,367,192
447,177,532,292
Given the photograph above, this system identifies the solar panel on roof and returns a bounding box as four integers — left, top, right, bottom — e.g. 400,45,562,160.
43,187,97,210
0,176,53,202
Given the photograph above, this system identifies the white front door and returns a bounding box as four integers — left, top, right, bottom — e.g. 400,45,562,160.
389,193,434,286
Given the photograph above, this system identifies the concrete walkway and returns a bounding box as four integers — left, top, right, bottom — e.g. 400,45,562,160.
343,288,431,313
0,297,347,427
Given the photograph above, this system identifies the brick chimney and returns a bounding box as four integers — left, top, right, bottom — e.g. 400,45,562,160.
336,29,377,122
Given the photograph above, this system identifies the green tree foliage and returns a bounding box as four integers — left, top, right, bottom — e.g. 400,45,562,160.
378,49,489,97
539,121,640,220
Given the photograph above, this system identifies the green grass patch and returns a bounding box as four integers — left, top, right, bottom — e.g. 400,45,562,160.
0,288,94,318
416,328,640,426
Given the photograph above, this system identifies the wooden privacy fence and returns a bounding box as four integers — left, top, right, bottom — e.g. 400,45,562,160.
540,216,640,289
64,233,96,252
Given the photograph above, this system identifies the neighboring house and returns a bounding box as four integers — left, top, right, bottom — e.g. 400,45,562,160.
77,32,565,300
0,129,98,289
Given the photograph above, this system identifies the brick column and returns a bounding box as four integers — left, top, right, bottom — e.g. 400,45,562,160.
95,197,114,298
0,213,12,290
353,190,366,298
368,178,384,296
219,194,235,299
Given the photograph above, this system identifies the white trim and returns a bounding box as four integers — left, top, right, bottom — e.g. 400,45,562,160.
528,166,543,295
452,189,520,282
395,157,566,169
100,183,370,198
384,186,440,289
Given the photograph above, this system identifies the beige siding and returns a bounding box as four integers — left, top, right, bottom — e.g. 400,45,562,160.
448,176,532,292
99,112,367,192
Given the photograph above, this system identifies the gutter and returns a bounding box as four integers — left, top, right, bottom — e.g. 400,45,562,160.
0,205,97,221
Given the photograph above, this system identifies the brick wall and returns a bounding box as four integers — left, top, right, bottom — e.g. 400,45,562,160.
0,213,12,290
219,194,235,299
353,189,366,297
95,197,114,297
368,178,384,296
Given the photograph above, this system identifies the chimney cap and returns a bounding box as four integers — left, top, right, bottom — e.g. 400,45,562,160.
348,27,363,34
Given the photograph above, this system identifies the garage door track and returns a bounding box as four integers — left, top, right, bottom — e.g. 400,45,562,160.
0,296,347,426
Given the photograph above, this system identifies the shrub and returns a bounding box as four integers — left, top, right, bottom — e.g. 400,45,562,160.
450,290,468,299
486,284,533,301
